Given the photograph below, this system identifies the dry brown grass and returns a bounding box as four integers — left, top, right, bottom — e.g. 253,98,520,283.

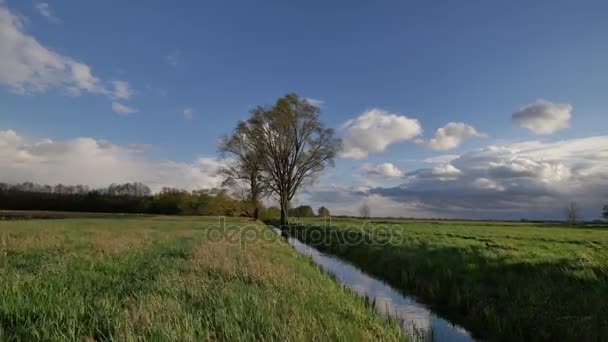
85,227,158,255
188,228,313,289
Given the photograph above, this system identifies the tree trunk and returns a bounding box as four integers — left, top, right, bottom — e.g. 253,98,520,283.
253,204,259,221
279,195,289,228
250,176,260,221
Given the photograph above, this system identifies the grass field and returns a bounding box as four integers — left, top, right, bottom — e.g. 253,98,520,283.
291,218,608,341
0,217,406,341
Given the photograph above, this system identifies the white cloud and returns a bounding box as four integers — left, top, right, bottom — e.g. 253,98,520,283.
472,178,505,192
413,164,463,181
0,129,22,147
0,129,223,192
360,163,404,178
166,50,180,67
304,97,324,107
111,80,133,100
340,109,422,159
307,136,608,220
422,154,461,164
34,2,60,23
183,108,193,120
0,4,131,100
419,122,486,150
512,99,572,135
112,102,137,114
368,136,608,219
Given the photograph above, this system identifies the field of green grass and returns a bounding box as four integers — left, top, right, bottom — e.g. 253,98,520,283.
291,218,608,341
0,217,405,341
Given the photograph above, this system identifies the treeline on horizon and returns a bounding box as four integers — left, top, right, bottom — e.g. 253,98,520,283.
0,181,330,220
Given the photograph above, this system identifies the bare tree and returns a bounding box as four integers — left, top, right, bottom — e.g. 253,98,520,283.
566,201,579,225
359,203,371,219
218,121,267,220
247,94,341,227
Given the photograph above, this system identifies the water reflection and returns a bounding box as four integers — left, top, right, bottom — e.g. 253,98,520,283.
283,232,475,342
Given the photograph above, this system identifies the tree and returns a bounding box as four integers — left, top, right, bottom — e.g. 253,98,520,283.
247,94,341,227
218,121,267,220
566,201,579,225
603,205,608,220
317,206,330,217
359,203,370,219
289,205,315,218
260,206,281,221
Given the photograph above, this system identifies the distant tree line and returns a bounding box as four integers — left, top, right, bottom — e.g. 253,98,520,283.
0,182,243,216
0,181,331,219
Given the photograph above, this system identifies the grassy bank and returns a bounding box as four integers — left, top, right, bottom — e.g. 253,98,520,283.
290,218,608,341
0,217,406,341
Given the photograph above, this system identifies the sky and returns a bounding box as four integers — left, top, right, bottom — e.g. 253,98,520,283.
1,0,607,220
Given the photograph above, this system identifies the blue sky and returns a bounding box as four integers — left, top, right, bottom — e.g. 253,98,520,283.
1,0,607,219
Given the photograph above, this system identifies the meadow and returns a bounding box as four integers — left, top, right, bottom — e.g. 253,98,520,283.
0,217,406,341
291,218,608,341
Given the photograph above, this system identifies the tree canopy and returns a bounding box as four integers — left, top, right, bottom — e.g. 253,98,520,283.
317,206,330,217
289,205,315,218
245,93,341,226
218,121,267,220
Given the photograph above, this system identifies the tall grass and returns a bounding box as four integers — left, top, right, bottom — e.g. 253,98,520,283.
0,217,406,341
292,218,608,341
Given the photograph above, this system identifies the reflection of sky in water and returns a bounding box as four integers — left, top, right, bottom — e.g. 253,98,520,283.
288,238,475,342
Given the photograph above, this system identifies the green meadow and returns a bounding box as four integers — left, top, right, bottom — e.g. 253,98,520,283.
291,218,608,341
3,214,607,341
0,217,405,341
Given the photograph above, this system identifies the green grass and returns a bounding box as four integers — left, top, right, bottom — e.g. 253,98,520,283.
291,217,608,341
0,217,406,341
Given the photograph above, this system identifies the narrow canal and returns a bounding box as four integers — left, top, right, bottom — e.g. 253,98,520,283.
275,228,476,342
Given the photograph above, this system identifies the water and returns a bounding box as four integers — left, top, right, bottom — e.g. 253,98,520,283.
277,229,475,342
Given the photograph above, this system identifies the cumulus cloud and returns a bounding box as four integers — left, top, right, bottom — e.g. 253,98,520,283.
422,154,461,164
0,4,132,101
371,136,608,219
512,100,572,135
34,2,60,23
419,122,486,150
473,178,505,192
308,136,608,220
359,163,404,178
112,102,137,114
0,129,223,192
340,109,422,159
183,108,193,120
413,164,463,181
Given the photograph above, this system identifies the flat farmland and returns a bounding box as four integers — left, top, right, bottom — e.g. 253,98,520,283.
0,217,405,341
292,218,608,341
